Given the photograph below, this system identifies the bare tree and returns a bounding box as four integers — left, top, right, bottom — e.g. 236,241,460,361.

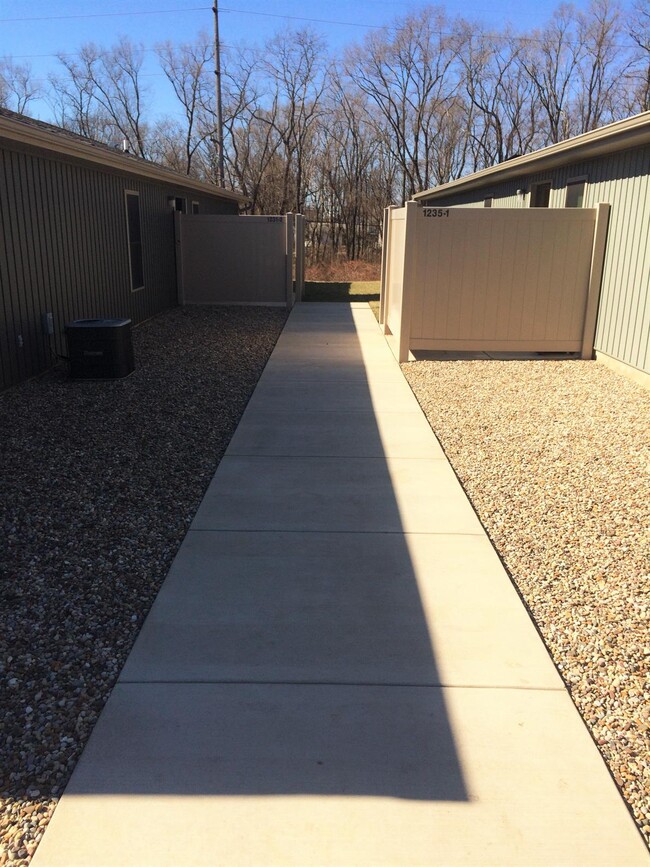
345,8,463,200
576,0,629,131
521,5,585,143
49,50,112,140
628,0,650,111
148,117,190,173
155,33,214,175
217,47,284,207
458,26,541,168
93,37,150,157
0,58,40,113
253,29,328,213
314,75,384,260
30,6,650,269
50,38,150,156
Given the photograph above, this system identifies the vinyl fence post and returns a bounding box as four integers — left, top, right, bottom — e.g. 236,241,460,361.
581,202,610,360
285,213,295,310
397,201,419,363
379,206,394,329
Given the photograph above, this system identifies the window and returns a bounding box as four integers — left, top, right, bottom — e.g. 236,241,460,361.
565,178,586,208
483,197,493,208
174,197,186,213
125,191,144,292
530,181,552,208
191,201,200,215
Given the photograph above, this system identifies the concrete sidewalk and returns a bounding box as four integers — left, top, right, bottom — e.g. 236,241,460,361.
33,303,648,866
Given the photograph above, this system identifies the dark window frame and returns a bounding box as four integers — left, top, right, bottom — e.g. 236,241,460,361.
530,181,552,208
124,190,144,292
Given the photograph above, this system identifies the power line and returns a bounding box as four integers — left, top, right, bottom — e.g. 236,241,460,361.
1,0,646,47
8,47,203,60
0,3,644,55
6,43,243,62
222,6,382,29
1,4,383,29
1,6,208,23
27,72,169,84
4,34,643,64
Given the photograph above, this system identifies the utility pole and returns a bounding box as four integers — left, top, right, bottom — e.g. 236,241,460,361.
213,1,225,188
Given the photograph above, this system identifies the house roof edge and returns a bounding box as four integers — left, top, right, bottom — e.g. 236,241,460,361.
0,110,248,205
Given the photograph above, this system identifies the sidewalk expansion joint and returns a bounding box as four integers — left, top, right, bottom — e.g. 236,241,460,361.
244,409,427,414
187,528,487,536
225,454,448,460
117,679,566,692
219,455,445,461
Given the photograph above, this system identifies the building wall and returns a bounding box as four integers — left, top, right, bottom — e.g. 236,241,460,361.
421,145,650,376
0,142,238,391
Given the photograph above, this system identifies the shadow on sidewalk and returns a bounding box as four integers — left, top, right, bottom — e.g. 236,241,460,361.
51,304,469,805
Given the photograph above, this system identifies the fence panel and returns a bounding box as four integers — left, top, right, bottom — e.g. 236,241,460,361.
176,214,301,307
383,204,609,361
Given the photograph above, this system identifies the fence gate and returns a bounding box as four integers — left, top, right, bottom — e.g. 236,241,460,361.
175,212,304,308
380,202,609,362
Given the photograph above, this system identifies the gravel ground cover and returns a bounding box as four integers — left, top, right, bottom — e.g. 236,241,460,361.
0,305,287,866
402,357,650,848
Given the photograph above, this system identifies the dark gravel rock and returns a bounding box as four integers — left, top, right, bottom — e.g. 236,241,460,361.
0,305,287,866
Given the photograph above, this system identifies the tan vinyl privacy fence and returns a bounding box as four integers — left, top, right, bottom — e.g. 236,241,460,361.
175,212,305,308
380,202,610,362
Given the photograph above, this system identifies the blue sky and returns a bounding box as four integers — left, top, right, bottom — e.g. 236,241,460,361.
2,0,598,121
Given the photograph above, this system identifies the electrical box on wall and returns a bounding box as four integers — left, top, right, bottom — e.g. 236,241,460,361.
42,312,55,335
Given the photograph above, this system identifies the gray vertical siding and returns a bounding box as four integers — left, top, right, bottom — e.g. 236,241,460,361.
423,145,650,375
0,143,238,391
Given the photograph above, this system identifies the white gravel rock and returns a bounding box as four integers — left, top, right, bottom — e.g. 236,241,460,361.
402,356,650,848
